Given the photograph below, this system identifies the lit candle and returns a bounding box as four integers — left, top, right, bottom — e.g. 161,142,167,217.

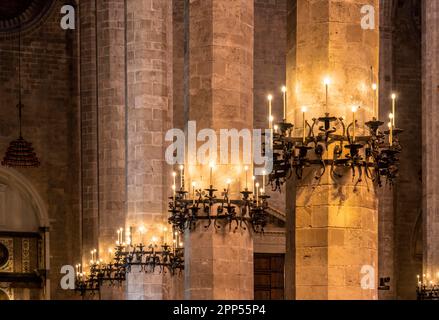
268,95,273,129
163,226,168,244
117,229,120,245
172,171,176,191
274,124,279,134
352,106,358,142
388,121,393,146
372,83,378,118
192,181,196,205
179,165,184,189
301,106,307,143
255,182,260,204
391,93,397,127
252,176,256,195
226,178,231,204
262,170,266,194
209,162,215,186
172,184,176,201
282,86,287,121
324,77,331,111
244,166,249,189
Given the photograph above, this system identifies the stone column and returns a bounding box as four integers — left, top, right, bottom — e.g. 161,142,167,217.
79,0,100,271
184,0,254,300
422,0,439,280
378,0,395,300
287,0,380,300
80,0,173,299
125,0,173,300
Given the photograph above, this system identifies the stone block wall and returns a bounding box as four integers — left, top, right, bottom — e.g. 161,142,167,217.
0,0,80,299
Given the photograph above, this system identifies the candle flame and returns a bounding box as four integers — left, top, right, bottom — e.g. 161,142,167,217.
323,77,331,86
391,93,397,100
267,94,273,101
281,86,287,93
352,106,358,113
372,83,377,90
301,106,308,113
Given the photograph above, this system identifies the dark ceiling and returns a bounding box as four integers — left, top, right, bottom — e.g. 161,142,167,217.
0,1,33,20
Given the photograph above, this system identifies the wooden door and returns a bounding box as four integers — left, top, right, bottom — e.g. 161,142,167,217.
254,253,285,300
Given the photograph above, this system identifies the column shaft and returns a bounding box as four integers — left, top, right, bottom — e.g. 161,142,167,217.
185,0,254,300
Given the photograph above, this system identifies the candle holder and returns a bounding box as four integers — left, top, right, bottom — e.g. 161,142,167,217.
73,234,184,297
417,283,439,300
269,109,403,190
168,183,270,234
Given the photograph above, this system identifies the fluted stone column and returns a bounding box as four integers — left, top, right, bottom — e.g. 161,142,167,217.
184,0,254,300
287,0,380,300
422,0,439,280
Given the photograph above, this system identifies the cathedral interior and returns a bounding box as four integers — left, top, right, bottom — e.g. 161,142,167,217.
0,0,437,301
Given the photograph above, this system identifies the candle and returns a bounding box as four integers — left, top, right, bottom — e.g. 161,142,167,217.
255,182,260,204
268,95,273,129
244,166,249,189
301,106,307,143
324,77,331,111
252,176,256,195
172,184,176,201
125,227,131,245
262,170,266,194
163,226,168,244
192,181,196,205
391,93,397,127
172,171,176,193
274,125,278,134
209,162,215,186
282,86,287,121
372,83,378,118
388,121,393,146
226,178,231,204
179,165,184,189
352,106,358,142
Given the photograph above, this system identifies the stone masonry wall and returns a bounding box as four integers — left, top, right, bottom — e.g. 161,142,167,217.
0,0,80,299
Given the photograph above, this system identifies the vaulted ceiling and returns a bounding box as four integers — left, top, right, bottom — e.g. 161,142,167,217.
0,0,53,32
0,1,33,20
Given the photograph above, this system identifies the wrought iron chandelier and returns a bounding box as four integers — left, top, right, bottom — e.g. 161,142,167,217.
267,80,403,190
168,165,270,234
417,275,439,300
269,113,402,190
2,19,40,168
74,228,184,296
